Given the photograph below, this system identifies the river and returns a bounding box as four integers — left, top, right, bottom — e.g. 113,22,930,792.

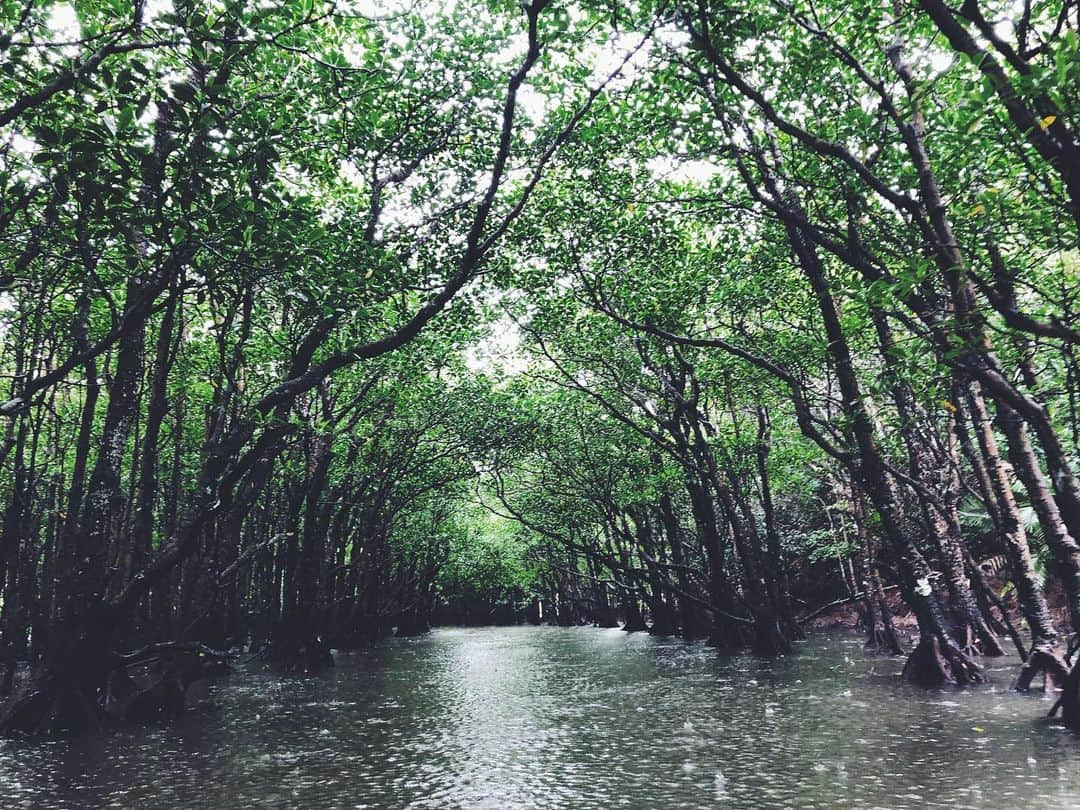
3,627,1080,808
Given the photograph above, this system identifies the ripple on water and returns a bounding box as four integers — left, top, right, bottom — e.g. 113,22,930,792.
2,627,1080,808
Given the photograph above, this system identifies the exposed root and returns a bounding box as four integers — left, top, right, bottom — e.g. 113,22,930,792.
751,614,792,657
1049,658,1080,730
902,635,983,686
1013,644,1069,692
1,643,230,736
866,624,905,656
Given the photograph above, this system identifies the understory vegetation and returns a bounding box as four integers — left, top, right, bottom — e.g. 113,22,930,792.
1,0,1078,735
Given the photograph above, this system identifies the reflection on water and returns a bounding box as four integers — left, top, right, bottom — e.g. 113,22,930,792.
3,627,1080,808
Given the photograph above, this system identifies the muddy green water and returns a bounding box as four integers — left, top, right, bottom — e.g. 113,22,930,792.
3,627,1080,808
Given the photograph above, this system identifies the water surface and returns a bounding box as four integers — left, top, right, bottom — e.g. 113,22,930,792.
3,627,1080,808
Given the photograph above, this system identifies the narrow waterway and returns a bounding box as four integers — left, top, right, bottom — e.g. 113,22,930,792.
3,627,1080,808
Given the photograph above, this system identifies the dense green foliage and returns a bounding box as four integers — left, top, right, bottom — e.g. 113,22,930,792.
0,0,1078,734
